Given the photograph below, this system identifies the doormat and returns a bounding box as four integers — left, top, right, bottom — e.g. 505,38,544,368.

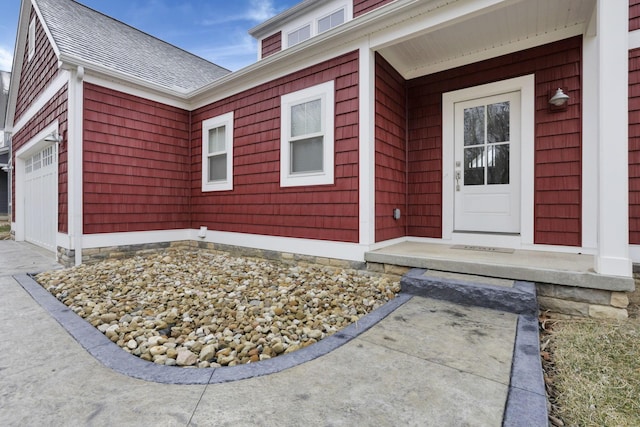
451,244,515,254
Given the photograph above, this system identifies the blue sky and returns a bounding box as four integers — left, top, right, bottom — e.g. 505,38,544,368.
0,0,300,73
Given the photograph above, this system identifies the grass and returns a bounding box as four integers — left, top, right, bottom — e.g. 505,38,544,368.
544,286,640,426
0,224,10,233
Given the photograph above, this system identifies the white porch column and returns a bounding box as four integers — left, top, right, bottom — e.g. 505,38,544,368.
594,0,632,276
359,43,376,246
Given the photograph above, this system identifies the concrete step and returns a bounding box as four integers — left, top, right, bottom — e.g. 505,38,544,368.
401,268,538,315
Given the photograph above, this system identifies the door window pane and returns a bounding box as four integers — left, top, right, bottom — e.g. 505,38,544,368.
487,102,510,143
208,154,227,182
291,137,323,173
464,147,484,185
464,106,484,146
487,144,509,184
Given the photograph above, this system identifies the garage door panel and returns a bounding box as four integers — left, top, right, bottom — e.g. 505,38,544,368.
23,144,58,252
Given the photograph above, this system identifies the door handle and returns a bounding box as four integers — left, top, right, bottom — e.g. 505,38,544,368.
455,170,461,191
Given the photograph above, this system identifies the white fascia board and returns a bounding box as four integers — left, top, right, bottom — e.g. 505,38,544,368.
5,0,31,130
58,53,193,104
83,73,191,111
12,71,69,134
188,0,437,107
30,0,61,58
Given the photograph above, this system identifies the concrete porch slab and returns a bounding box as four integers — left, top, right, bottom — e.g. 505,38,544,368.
366,241,635,291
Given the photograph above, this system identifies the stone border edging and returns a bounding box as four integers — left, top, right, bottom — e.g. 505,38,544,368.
503,314,549,426
14,273,412,385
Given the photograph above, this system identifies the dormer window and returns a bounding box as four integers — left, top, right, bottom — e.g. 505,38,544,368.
288,24,311,47
318,8,345,34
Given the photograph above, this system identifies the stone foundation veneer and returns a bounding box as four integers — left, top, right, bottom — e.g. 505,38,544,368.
56,243,632,320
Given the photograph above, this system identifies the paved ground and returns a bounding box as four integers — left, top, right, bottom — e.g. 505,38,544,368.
0,241,544,426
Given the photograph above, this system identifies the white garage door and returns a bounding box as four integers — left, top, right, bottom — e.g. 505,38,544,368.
24,144,58,252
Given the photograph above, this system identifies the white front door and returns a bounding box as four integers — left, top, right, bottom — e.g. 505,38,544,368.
454,91,521,233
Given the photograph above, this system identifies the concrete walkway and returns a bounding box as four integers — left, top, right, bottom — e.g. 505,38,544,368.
0,241,545,426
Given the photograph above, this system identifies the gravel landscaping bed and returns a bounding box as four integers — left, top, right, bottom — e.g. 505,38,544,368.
36,249,401,368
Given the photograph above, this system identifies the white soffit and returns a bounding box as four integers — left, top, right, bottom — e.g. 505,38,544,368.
377,0,596,79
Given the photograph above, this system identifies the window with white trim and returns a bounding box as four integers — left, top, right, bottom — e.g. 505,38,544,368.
280,81,334,187
202,112,234,192
287,24,311,47
28,18,35,61
318,8,345,34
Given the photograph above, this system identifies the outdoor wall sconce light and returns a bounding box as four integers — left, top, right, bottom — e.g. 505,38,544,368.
44,130,63,144
548,88,570,106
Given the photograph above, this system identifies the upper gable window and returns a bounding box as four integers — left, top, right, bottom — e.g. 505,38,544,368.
28,18,35,61
280,81,335,187
287,24,311,47
318,8,345,34
202,112,234,192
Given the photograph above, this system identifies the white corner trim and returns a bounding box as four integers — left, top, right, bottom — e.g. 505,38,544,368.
30,0,61,58
359,44,375,246
12,71,69,134
442,74,535,246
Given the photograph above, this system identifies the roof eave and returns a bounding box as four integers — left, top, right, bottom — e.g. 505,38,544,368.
193,0,419,101
58,53,198,101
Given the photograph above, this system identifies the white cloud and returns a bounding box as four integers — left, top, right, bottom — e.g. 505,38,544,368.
0,46,13,72
193,33,258,71
246,0,276,22
202,0,277,26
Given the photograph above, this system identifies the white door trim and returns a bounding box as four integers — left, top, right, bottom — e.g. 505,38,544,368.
442,74,535,246
14,120,60,252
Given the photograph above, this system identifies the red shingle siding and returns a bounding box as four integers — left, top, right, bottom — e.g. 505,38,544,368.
629,48,640,244
262,32,282,58
375,53,406,242
11,85,69,233
83,84,190,234
353,0,395,17
631,0,640,31
406,37,582,246
15,8,60,122
191,51,359,243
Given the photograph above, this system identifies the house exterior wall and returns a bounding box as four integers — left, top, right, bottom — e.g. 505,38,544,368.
191,51,360,243
83,83,191,234
375,53,406,242
406,36,582,246
262,32,282,58
631,0,640,31
15,7,60,123
629,48,640,244
353,0,395,17
11,84,68,232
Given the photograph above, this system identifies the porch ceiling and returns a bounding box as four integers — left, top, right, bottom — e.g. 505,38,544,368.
377,0,596,79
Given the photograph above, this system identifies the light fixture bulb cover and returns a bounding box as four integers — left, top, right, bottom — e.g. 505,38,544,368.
549,88,569,106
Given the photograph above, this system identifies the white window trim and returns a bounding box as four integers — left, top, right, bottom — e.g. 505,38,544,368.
280,80,335,187
202,112,234,192
28,17,35,61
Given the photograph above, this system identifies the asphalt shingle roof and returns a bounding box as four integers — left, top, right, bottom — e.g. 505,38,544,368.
35,0,231,93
